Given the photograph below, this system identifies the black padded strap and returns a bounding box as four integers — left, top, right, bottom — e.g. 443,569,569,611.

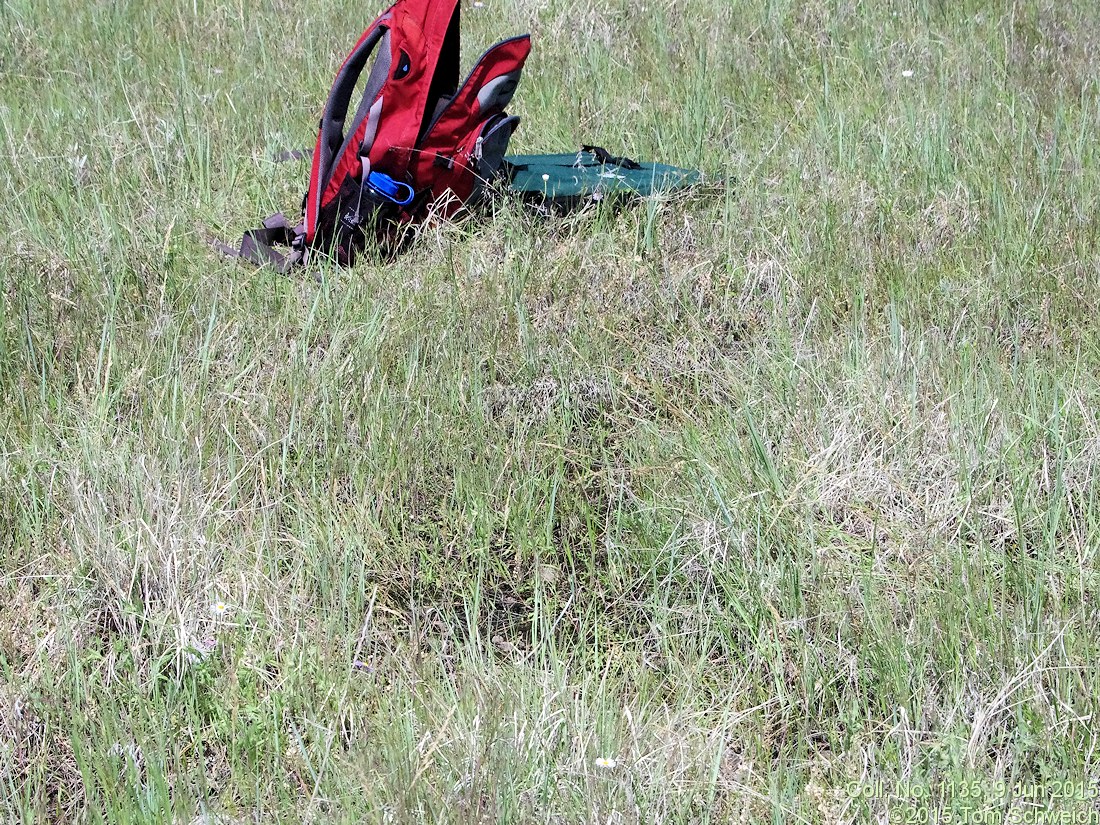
581,144,642,171
311,24,389,227
215,213,305,273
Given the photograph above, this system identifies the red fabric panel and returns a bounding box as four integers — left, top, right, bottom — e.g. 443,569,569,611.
413,36,531,208
320,0,461,209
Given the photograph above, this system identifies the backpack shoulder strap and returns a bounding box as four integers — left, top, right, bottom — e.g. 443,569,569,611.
305,13,394,243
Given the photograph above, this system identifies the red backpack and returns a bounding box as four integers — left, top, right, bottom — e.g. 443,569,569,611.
224,0,530,270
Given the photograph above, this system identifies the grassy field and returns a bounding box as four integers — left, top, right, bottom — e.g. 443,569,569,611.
3,0,1100,821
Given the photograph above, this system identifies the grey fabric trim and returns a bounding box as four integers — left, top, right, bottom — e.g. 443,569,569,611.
475,70,521,114
334,30,392,168
362,98,384,159
429,94,453,127
313,23,388,224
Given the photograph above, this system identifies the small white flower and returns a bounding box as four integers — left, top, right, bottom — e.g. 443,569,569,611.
541,173,550,182
901,69,914,78
595,757,618,769
473,1,484,6
211,600,229,616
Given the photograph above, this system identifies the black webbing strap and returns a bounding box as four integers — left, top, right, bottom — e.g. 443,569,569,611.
580,144,642,170
274,148,314,163
214,212,305,273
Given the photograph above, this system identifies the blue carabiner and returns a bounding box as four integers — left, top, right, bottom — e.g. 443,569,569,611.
366,171,415,206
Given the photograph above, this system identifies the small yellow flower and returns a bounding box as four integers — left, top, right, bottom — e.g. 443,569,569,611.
595,757,618,769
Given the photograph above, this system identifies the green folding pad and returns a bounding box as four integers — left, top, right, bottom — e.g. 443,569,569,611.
503,147,701,209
